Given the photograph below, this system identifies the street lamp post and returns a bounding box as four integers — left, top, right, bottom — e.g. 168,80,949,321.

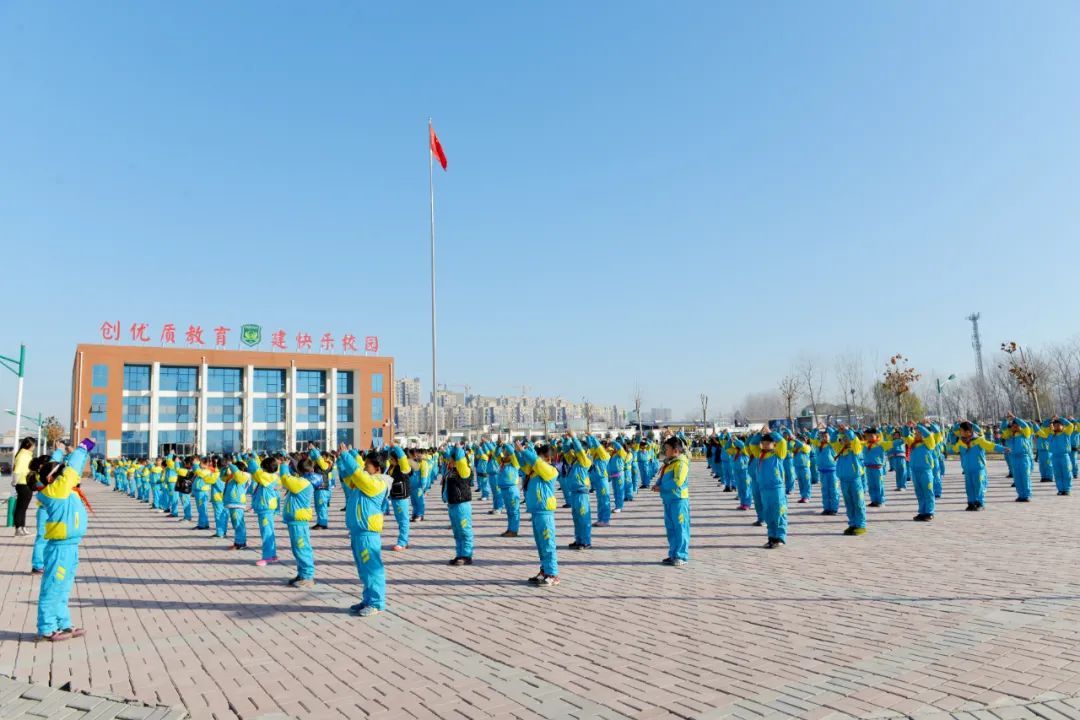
936,374,957,425
0,345,26,449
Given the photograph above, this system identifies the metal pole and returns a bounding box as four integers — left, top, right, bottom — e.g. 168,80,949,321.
13,345,25,451
429,119,439,449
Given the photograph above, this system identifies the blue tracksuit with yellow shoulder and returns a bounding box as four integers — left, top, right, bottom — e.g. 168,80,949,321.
791,439,812,501
282,470,316,580
909,426,938,517
861,434,887,506
36,441,92,636
1003,419,1034,500
444,447,474,559
952,425,1005,506
656,452,691,561
250,461,281,561
497,445,522,534
1038,420,1075,493
520,447,559,577
337,450,389,610
565,439,593,546
224,465,250,546
756,434,788,543
834,430,867,531
586,436,612,524
813,433,840,514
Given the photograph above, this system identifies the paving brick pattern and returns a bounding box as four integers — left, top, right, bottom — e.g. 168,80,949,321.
2,459,1080,720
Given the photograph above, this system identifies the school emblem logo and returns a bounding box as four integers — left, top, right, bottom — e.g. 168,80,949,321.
240,324,262,347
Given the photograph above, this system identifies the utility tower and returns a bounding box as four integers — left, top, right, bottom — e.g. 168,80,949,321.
966,312,986,386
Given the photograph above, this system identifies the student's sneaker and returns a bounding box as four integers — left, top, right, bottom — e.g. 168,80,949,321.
612,508,622,514
661,557,675,565
868,502,880,508
1041,478,1052,483
973,503,984,511
30,568,43,575
294,579,316,589
391,545,407,551
575,544,590,551
593,521,609,528
538,575,560,588
843,527,857,536
567,542,581,550
348,603,366,615
39,630,71,642
736,504,750,511
488,509,497,515
255,559,271,567
797,498,809,504
852,527,867,536
63,628,86,639
461,557,473,565
913,513,932,521
722,486,733,493
448,557,465,566
752,520,764,527
671,559,688,567
764,538,785,549
288,576,301,586
500,531,518,538
410,515,419,522
527,571,545,584
561,504,571,509
1016,497,1030,502
358,606,381,617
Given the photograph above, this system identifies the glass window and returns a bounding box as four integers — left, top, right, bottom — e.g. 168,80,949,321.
90,393,108,422
254,368,285,393
208,367,243,392
337,370,354,395
371,427,384,448
296,369,326,394
371,397,384,422
336,428,354,448
121,430,149,458
208,397,243,423
252,429,285,453
123,364,151,391
296,428,324,449
90,430,106,457
159,366,198,392
336,398,354,423
296,398,326,423
206,429,242,454
159,397,197,423
253,398,285,423
158,430,196,455
122,396,150,424
91,364,109,388
372,373,384,393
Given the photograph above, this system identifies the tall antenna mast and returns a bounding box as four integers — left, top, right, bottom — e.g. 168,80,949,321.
966,312,986,385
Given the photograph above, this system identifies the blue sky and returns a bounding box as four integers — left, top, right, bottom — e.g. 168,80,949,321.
3,1,1079,429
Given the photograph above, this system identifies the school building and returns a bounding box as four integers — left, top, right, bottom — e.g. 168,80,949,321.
70,344,395,458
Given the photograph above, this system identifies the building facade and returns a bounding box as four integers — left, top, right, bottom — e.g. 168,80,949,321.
71,344,394,458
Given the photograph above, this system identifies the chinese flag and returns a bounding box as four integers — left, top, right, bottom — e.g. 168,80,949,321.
429,123,448,170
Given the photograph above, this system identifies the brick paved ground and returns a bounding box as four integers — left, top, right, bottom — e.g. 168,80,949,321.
2,458,1080,720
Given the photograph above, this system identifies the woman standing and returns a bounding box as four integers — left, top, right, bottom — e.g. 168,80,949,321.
11,437,36,536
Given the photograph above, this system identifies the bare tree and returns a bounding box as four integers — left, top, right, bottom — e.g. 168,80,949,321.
798,356,824,423
777,374,802,425
882,354,922,423
835,352,868,420
738,390,785,422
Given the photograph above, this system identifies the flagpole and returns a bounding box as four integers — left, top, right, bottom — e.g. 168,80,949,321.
428,119,439,448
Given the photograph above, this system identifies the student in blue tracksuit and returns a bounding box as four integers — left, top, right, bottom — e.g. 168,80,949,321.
747,434,765,526
1038,418,1075,495
407,449,427,523
312,459,334,530
496,444,521,537
282,456,317,587
223,462,250,549
833,427,867,535
909,424,938,521
652,436,691,564
1035,431,1053,483
250,456,281,565
861,428,888,507
385,443,412,551
336,446,390,617
586,435,612,528
887,428,909,490
564,435,593,549
781,429,796,496
1002,415,1034,501
518,441,560,586
35,439,95,641
812,430,840,515
952,421,1007,510
790,435,812,503
443,445,475,565
728,437,752,511
755,432,788,549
